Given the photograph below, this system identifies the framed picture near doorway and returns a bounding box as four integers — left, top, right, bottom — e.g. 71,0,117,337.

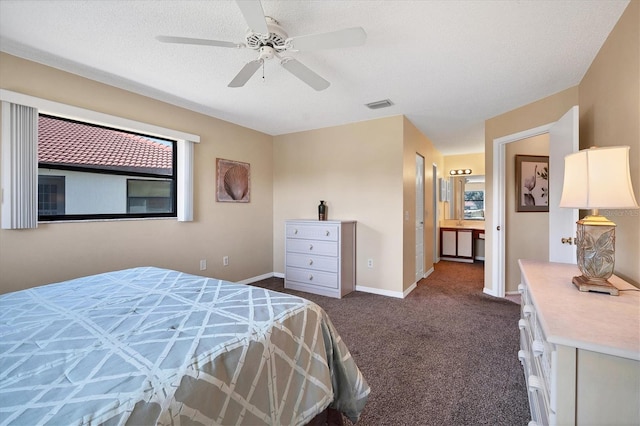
515,155,549,212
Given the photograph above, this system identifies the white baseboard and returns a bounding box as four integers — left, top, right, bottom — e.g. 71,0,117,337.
241,272,410,300
483,287,498,297
237,272,276,285
242,271,430,300
424,266,434,278
355,285,405,299
403,282,417,297
440,256,474,263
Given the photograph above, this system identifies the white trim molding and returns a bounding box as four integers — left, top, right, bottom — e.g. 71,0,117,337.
490,122,552,298
0,89,200,143
355,285,406,299
237,272,276,285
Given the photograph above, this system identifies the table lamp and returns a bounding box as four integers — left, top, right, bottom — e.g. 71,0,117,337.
559,146,639,296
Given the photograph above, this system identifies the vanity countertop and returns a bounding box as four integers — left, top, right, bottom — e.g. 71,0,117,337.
440,221,485,231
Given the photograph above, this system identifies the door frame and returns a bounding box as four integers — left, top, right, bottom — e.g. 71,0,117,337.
415,153,425,281
433,163,439,264
491,123,553,297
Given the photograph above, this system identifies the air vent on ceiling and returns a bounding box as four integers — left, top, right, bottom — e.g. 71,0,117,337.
365,99,394,110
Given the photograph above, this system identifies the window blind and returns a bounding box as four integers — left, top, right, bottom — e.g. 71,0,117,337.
1,102,38,229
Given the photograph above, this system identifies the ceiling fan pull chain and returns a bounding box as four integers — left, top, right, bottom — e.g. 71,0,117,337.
262,60,265,82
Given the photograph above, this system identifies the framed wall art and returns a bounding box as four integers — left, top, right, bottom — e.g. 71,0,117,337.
515,155,548,212
216,158,250,203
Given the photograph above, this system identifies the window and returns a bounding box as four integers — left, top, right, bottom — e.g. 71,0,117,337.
38,175,65,216
127,179,173,213
1,90,199,228
37,114,177,221
464,190,484,220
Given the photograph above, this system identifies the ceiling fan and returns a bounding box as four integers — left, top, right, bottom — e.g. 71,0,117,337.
156,0,366,91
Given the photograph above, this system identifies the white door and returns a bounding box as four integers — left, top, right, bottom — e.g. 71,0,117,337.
433,164,439,263
416,154,425,281
491,106,579,297
548,106,579,263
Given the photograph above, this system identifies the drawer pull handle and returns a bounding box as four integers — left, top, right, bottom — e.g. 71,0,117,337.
518,349,526,364
523,305,534,317
325,230,330,236
528,375,543,392
309,274,313,281
309,244,313,250
309,259,313,265
518,319,527,330
294,229,298,235
518,283,525,294
532,340,544,357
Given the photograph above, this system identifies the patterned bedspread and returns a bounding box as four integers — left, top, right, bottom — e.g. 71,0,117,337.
0,267,369,425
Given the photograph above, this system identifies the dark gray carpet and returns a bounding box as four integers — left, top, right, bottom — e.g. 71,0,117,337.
251,261,530,426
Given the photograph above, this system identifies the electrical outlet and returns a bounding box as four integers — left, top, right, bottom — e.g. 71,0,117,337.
223,256,229,266
199,259,207,271
367,259,373,268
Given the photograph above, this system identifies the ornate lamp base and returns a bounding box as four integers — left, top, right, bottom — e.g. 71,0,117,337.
572,275,619,296
574,213,618,296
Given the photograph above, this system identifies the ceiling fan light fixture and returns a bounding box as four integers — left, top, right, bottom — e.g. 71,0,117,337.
157,0,367,91
259,46,276,60
365,99,394,110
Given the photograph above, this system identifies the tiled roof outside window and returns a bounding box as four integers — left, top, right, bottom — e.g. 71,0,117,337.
38,115,173,175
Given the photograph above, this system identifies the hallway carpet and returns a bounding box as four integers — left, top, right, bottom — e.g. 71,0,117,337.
252,261,530,426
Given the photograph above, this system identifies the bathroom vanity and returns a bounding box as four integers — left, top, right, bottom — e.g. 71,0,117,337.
440,222,485,262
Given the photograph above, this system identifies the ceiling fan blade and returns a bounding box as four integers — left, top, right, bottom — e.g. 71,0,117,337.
228,60,262,87
236,0,269,35
280,57,330,91
156,35,243,49
287,27,367,51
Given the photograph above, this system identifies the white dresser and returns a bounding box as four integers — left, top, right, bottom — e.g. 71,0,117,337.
285,220,356,298
518,259,640,426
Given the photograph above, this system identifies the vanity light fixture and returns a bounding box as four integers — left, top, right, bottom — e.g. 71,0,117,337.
449,169,472,176
559,146,639,296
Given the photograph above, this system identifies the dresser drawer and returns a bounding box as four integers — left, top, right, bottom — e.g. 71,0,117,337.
286,267,338,289
286,252,339,273
286,223,339,241
286,239,338,256
285,220,356,299
527,379,550,426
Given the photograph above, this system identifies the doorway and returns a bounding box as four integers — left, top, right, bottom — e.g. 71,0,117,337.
490,106,578,297
416,154,425,282
433,163,439,264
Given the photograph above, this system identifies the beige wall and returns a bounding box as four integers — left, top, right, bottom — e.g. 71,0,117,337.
402,117,444,291
273,116,443,296
1,54,443,298
579,0,639,284
0,53,275,294
273,116,406,294
505,134,549,292
485,0,640,288
444,152,485,176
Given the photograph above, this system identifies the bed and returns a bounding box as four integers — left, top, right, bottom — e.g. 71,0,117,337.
0,267,369,425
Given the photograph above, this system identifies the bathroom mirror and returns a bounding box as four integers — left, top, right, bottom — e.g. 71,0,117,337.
447,175,485,220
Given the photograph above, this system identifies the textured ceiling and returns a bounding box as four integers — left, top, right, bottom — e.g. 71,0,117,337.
0,0,630,155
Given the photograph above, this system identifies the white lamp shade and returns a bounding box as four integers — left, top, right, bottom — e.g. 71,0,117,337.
559,146,639,209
